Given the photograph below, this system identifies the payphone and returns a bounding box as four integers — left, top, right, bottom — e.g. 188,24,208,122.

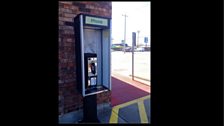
74,13,111,97
85,53,97,88
74,13,111,123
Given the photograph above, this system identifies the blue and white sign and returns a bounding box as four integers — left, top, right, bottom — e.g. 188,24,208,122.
144,37,148,43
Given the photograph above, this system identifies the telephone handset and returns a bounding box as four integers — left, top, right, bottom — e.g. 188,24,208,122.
90,62,96,75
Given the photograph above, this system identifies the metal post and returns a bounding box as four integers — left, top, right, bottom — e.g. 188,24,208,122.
79,94,100,123
132,40,134,80
132,32,136,80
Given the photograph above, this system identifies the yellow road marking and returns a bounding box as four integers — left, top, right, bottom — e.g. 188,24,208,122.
138,100,148,123
114,95,150,109
109,95,150,123
109,107,119,123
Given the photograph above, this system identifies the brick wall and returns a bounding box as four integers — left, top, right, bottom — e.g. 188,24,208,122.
59,1,112,115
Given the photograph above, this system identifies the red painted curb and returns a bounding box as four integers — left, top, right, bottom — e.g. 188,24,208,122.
111,75,150,107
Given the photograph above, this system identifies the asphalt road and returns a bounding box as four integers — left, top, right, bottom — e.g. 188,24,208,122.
111,51,150,85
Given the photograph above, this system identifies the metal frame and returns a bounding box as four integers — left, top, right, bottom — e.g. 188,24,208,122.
80,15,85,96
85,89,108,97
109,19,112,90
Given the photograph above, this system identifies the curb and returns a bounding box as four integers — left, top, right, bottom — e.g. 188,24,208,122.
129,75,150,82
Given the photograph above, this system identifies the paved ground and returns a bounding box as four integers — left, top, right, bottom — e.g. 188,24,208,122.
96,95,150,124
109,95,150,123
77,75,151,124
111,51,150,85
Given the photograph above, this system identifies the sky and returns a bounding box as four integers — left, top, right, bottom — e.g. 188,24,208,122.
112,2,151,46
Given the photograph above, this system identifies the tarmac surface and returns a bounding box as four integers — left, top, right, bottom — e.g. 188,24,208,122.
107,73,150,123
109,95,150,123
111,51,150,85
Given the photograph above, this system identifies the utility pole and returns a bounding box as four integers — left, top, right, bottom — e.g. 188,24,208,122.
122,14,128,53
137,30,140,48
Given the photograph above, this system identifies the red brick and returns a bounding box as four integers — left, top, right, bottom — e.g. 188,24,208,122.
71,6,78,10
58,21,64,25
64,4,72,9
66,38,72,43
60,8,73,13
59,1,72,5
59,17,73,22
64,42,72,47
64,26,73,30
64,13,76,18
87,5,94,9
59,80,64,84
72,8,79,14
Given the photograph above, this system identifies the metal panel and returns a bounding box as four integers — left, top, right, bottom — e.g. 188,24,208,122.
80,15,85,96
102,29,110,89
109,19,112,90
101,19,112,90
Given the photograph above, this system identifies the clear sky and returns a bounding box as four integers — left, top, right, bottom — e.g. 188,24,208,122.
112,2,151,46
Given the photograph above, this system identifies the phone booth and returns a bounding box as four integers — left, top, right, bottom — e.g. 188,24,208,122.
74,13,111,123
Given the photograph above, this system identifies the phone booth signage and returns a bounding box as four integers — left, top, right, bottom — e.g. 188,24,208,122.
74,14,111,97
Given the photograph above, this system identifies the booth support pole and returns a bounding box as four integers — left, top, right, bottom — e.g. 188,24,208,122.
79,94,100,123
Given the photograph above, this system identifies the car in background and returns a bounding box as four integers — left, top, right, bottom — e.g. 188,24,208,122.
111,43,130,51
124,46,132,52
135,47,145,52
